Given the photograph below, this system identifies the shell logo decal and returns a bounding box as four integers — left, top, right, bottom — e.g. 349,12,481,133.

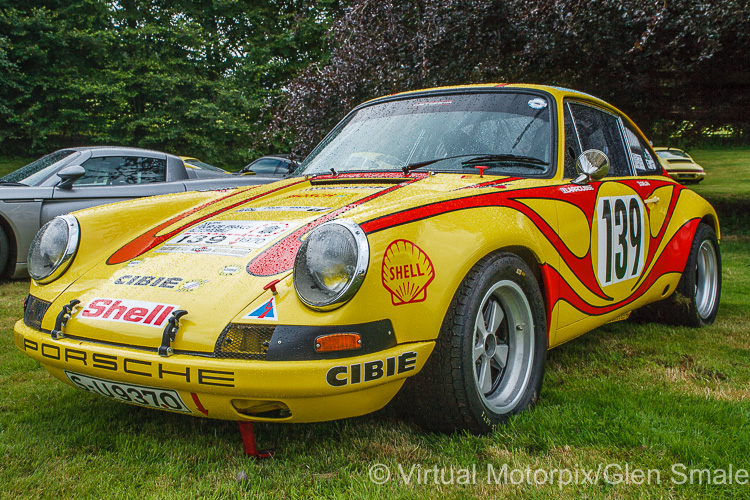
381,240,435,305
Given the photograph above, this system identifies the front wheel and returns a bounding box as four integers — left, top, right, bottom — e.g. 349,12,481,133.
395,252,547,433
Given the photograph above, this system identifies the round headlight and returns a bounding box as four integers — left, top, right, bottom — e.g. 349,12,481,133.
293,219,369,310
28,214,79,283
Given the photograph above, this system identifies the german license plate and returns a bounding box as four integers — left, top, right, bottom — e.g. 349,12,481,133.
65,371,191,413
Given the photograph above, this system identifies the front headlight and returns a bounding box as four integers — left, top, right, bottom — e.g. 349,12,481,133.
28,214,79,283
293,219,369,310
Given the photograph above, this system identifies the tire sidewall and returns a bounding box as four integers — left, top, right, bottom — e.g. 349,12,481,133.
681,224,721,326
459,255,547,431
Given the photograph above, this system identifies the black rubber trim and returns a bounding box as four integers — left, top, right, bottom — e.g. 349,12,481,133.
266,319,397,361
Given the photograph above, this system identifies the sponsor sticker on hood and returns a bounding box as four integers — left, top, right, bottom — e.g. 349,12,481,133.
156,220,297,257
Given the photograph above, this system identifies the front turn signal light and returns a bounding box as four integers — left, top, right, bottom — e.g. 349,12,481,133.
315,333,362,353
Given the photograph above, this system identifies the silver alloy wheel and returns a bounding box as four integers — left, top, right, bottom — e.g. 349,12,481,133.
695,239,719,319
472,280,535,414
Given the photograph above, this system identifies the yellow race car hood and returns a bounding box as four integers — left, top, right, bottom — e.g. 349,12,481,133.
41,172,526,352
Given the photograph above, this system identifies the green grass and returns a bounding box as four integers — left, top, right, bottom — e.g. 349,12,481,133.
0,147,748,498
0,241,748,499
688,147,750,235
690,147,750,200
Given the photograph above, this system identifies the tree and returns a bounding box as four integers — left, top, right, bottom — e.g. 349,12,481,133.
268,0,749,153
0,0,338,166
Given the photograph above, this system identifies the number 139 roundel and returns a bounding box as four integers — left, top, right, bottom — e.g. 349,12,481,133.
16,84,720,434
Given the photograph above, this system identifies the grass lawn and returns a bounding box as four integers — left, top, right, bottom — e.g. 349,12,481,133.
0,148,748,498
690,147,750,200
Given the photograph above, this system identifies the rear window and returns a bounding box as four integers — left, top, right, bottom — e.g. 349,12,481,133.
656,149,690,159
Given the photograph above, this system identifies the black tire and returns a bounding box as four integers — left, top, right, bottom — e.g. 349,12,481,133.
633,223,721,327
0,226,9,277
392,252,547,434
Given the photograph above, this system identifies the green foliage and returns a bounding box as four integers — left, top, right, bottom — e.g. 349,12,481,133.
269,0,749,153
0,0,337,167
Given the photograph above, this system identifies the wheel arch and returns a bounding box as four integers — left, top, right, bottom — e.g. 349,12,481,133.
0,212,18,277
700,213,720,240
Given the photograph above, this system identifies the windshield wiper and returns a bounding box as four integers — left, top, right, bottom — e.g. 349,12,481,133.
401,153,504,174
0,181,28,186
461,154,548,169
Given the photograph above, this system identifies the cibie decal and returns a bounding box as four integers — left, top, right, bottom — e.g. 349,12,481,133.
113,275,184,288
596,195,646,286
381,240,435,305
77,298,180,329
244,297,278,321
326,351,417,386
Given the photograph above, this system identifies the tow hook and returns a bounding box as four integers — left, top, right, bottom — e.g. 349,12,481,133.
158,309,188,357
51,299,80,340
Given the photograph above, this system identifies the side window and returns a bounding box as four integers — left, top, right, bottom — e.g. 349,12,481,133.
623,127,659,175
78,156,166,186
568,103,631,177
250,159,281,174
276,160,294,174
563,103,582,179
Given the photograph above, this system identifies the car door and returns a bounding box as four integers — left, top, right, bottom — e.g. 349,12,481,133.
554,100,655,342
42,153,186,224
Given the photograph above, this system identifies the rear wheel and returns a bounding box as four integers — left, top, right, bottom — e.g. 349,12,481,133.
633,223,721,326
394,252,547,433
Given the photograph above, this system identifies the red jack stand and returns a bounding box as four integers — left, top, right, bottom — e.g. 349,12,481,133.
237,421,275,459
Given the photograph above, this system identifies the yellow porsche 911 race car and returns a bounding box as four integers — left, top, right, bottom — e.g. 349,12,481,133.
15,84,720,448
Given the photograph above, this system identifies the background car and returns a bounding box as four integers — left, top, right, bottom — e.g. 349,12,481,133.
654,147,706,184
16,85,720,447
179,156,230,173
238,155,297,177
0,146,278,278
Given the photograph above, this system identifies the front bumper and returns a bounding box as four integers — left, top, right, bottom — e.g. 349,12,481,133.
14,321,434,423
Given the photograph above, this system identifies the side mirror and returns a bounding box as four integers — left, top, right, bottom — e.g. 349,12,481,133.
572,150,609,185
56,165,86,189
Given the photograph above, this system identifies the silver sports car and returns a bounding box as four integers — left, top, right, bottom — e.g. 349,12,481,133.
0,147,277,278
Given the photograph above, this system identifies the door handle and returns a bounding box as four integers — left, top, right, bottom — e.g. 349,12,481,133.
644,196,660,205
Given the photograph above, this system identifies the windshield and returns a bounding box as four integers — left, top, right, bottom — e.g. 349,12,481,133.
0,149,78,185
183,158,227,172
298,92,554,177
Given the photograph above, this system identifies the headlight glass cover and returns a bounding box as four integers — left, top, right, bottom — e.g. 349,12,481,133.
293,219,369,310
28,214,80,283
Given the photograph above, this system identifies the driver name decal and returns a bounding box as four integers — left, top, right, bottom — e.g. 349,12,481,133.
596,195,646,286
381,240,435,305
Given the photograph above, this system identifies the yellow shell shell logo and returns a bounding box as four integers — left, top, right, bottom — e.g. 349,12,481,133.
381,240,435,305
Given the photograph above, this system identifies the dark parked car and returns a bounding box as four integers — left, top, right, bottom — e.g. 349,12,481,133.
238,155,297,177
0,146,277,278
